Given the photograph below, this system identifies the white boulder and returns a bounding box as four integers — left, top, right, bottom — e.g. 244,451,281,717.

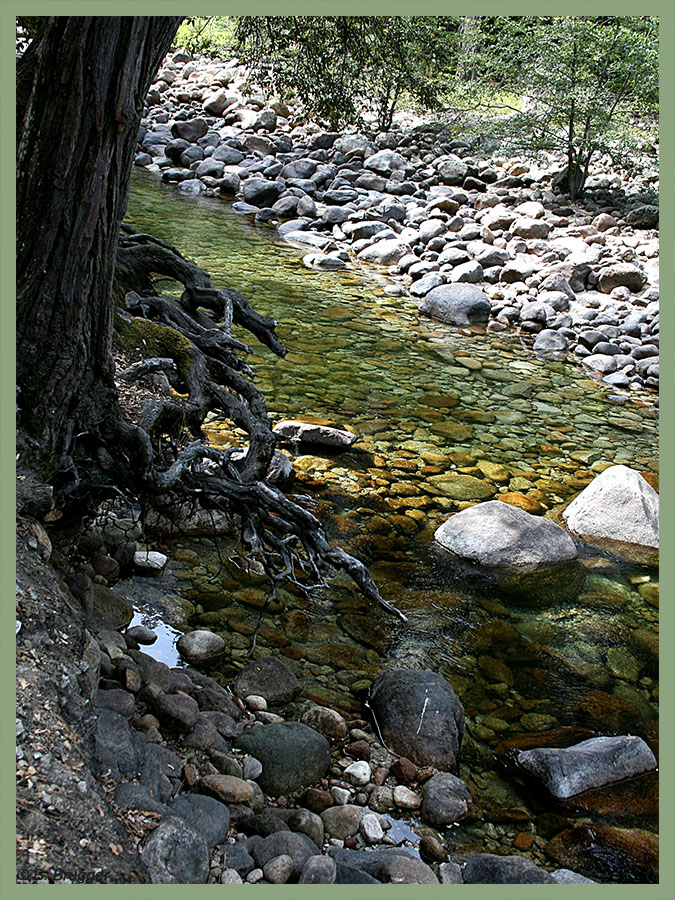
562,465,658,565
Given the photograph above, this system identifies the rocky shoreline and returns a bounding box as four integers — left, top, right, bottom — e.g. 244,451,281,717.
17,50,659,886
135,51,658,404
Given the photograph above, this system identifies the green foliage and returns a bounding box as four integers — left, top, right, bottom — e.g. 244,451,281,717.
448,16,658,197
173,17,235,57
234,16,460,131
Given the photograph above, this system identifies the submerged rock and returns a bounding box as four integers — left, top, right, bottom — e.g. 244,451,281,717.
517,735,657,799
562,464,658,565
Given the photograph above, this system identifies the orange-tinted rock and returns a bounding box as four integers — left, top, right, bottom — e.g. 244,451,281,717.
545,823,658,882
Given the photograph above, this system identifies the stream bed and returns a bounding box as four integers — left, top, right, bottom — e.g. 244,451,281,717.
124,170,659,881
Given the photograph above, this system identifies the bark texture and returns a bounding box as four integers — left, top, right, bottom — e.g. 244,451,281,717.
17,16,182,476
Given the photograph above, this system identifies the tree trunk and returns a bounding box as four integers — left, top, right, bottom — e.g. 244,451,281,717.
17,16,182,479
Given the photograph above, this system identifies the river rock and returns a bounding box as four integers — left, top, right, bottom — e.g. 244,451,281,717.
299,855,337,884
133,549,168,574
252,832,320,881
234,722,330,796
517,735,657,799
198,774,254,804
533,329,568,358
233,656,301,705
419,283,491,326
171,118,208,142
562,464,658,565
141,817,210,883
462,853,556,884
176,629,225,665
434,500,578,567
166,794,231,847
242,177,282,207
597,263,646,294
357,238,411,266
321,804,367,840
364,149,408,174
300,705,348,740
273,419,357,450
153,691,200,732
435,154,468,185
368,668,464,771
420,772,473,826
545,823,658,882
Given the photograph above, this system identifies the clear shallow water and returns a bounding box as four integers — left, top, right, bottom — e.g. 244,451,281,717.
126,171,659,880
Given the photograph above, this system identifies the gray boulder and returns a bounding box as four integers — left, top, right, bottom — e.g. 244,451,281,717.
234,722,331,796
251,831,320,881
357,239,411,266
233,656,301,705
176,629,225,665
462,853,556,884
434,500,578,567
435,154,468,185
533,329,569,358
141,817,210,883
167,794,230,847
517,735,657,799
368,668,464,771
419,283,491,326
562,464,658,565
420,772,473,826
299,855,337,884
242,177,282,208
272,420,357,450
171,118,208,142
364,149,408,174
597,263,646,294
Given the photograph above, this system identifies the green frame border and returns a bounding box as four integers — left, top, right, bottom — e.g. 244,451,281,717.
3,2,672,898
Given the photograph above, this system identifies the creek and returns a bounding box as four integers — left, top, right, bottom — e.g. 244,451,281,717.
125,170,659,881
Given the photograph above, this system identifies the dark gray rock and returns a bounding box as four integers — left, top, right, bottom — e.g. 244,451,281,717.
139,744,183,803
368,668,464,771
625,205,658,229
462,853,556,884
167,794,230,847
234,722,331,797
419,283,491,326
242,177,283,208
114,782,167,814
233,656,301,705
95,688,135,718
171,118,208,142
153,691,200,732
141,817,210,883
517,735,657,799
95,708,139,780
299,855,337,884
329,847,435,883
251,831,320,881
420,772,473,826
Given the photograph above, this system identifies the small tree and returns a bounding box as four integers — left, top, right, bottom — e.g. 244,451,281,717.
235,16,459,131
452,16,658,198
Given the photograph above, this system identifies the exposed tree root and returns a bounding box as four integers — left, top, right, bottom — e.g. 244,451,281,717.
112,226,407,625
